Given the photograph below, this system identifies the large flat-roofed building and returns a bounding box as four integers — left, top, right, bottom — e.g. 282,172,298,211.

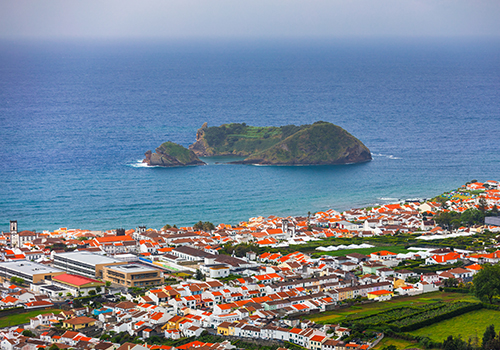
0,260,64,284
103,263,163,287
52,273,105,296
54,251,126,279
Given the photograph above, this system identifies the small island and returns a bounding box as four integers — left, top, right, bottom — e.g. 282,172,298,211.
143,141,206,167
144,121,371,166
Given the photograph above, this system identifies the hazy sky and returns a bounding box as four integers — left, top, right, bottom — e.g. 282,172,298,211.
1,0,499,39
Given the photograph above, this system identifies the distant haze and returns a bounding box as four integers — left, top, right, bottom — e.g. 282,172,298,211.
1,0,500,39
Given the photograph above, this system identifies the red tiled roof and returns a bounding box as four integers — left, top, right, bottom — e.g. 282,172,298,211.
53,274,103,287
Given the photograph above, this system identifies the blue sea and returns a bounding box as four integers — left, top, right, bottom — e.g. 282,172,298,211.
1,38,499,232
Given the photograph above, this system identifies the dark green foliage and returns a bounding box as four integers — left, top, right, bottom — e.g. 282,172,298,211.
483,325,496,349
474,264,500,304
22,330,35,337
483,331,500,350
193,221,215,232
434,209,486,229
442,335,474,350
381,346,397,350
443,278,459,288
195,269,205,281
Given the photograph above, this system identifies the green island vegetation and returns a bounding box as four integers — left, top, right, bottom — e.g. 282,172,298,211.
188,121,372,165
143,141,206,167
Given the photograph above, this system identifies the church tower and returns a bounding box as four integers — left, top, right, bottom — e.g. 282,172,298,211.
10,220,18,247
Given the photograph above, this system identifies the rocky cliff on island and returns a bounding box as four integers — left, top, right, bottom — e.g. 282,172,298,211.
143,142,206,167
144,121,371,167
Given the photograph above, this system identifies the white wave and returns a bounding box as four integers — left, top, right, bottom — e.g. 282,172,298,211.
378,197,399,201
129,160,154,168
372,153,402,160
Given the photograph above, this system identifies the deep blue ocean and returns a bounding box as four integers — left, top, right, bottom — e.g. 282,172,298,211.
1,38,499,232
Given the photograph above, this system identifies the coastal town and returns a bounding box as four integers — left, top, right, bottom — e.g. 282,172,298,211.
1,180,500,350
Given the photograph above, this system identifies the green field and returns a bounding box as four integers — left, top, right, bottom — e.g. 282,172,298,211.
373,337,418,350
409,309,500,344
0,308,63,328
313,246,410,257
307,292,478,324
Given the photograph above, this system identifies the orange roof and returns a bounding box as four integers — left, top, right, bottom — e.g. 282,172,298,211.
372,250,397,256
466,263,482,271
368,289,392,295
95,235,134,243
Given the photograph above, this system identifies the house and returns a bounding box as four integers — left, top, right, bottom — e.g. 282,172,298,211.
394,269,418,281
376,268,394,280
447,267,473,282
62,316,96,330
370,251,398,261
367,290,393,301
425,252,462,265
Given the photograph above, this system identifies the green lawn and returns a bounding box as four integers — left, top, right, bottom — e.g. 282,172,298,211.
313,246,409,258
307,292,478,324
0,308,63,328
409,309,500,344
373,337,418,350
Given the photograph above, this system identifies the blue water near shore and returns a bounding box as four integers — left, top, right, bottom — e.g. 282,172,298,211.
1,38,500,231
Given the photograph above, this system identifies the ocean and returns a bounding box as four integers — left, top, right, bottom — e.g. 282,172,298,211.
1,38,499,231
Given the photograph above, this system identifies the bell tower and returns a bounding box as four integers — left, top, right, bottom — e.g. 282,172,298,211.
10,220,19,247
10,220,18,235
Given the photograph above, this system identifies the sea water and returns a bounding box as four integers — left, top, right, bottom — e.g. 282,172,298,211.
1,38,499,231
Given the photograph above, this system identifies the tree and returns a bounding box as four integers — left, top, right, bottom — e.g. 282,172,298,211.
10,276,24,285
193,221,215,232
474,263,500,304
443,277,459,288
491,205,499,216
105,281,111,288
96,286,102,294
88,290,96,296
22,330,35,337
49,344,59,350
484,332,500,350
478,197,488,213
195,269,205,281
483,325,496,349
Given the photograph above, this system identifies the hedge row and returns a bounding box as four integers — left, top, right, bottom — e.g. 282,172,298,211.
395,302,482,332
440,287,472,293
347,302,448,328
481,302,500,311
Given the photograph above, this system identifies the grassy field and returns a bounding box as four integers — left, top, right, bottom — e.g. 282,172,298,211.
313,246,409,258
409,309,500,344
373,337,418,350
0,308,63,328
307,292,478,324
